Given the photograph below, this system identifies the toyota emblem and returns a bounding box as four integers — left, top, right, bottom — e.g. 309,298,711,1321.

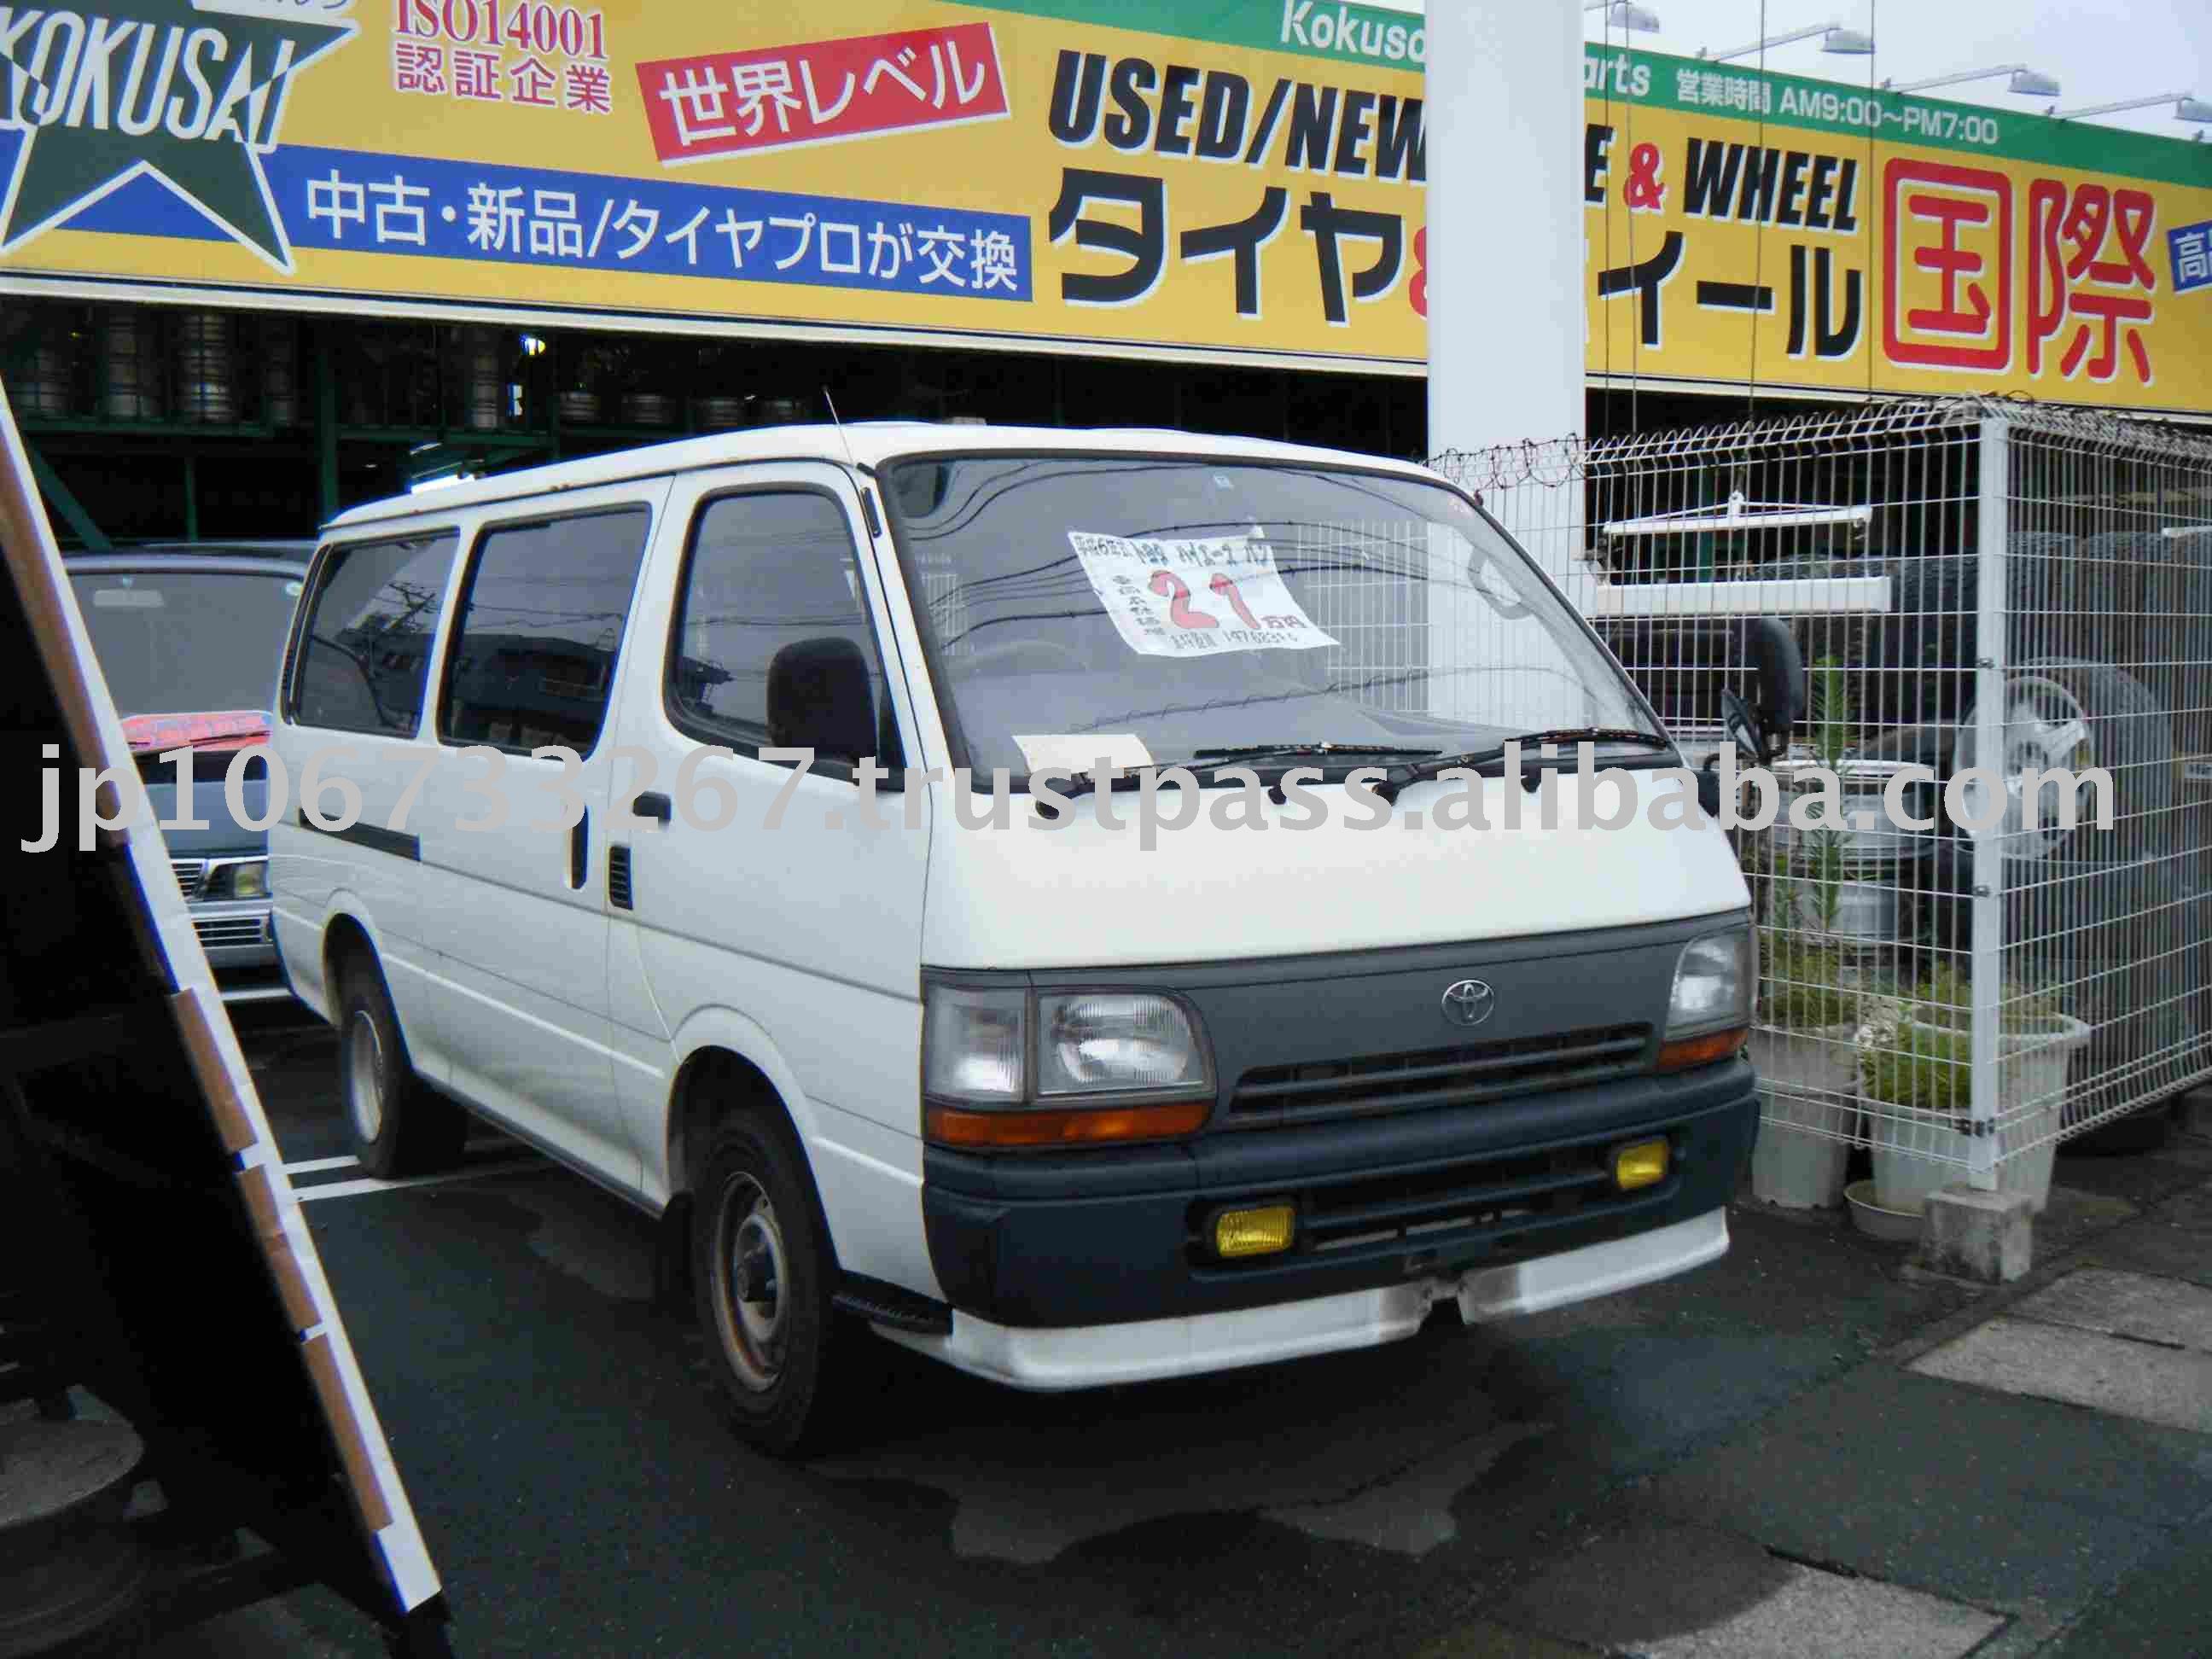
1441,979,1495,1027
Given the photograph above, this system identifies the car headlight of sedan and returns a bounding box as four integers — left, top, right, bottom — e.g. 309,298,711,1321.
923,981,1214,1148
1658,925,1753,1072
203,858,270,901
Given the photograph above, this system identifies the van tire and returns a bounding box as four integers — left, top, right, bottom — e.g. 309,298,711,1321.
691,1113,842,1458
337,956,466,1179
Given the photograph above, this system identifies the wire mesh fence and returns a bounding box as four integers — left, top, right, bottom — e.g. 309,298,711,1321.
1432,397,2212,1204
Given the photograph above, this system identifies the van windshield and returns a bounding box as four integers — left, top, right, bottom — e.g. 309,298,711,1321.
880,454,1656,781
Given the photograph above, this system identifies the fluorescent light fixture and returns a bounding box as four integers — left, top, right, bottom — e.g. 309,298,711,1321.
1585,0,1662,29
2049,90,2210,123
1887,64,2059,97
1703,22,1875,62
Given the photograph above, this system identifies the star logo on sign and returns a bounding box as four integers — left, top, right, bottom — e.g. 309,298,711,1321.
0,0,357,271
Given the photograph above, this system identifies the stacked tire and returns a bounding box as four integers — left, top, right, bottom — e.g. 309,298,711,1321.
2078,529,2212,760
1590,612,1735,732
1587,556,1873,734
1900,655,2192,1150
1851,533,2133,732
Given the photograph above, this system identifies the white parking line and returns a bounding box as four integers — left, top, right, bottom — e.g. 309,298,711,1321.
294,1160,542,1202
282,1139,512,1180
284,1155,360,1175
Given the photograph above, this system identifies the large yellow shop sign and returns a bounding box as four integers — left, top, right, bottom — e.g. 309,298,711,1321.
1582,73,2212,414
0,3,2205,411
0,0,1428,368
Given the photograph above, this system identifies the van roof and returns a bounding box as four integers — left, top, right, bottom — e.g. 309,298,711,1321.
321,422,1442,533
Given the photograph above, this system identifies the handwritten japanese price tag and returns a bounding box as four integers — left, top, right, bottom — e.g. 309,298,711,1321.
1067,530,1339,658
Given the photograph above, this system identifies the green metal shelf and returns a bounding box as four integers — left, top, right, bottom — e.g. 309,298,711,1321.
18,416,286,439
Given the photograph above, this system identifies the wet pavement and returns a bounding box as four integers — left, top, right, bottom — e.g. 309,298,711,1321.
144,1007,2212,1656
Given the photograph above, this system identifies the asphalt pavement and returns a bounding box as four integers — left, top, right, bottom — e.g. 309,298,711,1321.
137,1007,2212,1656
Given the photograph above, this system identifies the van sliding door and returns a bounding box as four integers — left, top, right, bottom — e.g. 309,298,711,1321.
411,480,671,1192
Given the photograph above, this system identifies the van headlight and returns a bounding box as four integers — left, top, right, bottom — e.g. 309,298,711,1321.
923,981,1214,1148
1658,926,1753,1072
1037,993,1208,1096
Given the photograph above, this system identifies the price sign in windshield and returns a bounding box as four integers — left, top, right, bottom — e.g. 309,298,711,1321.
1068,530,1340,658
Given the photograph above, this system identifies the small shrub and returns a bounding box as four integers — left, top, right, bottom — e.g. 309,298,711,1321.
1913,963,2064,1033
1760,938,1860,1030
1859,1019,1968,1121
1860,965,2073,1125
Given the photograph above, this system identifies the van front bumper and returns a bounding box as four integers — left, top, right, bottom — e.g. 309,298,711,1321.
887,1206,1731,1391
920,1058,1756,1333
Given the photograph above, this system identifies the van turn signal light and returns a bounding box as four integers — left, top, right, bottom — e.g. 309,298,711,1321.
1611,1138,1669,1192
1656,1027,1749,1073
1214,1202,1296,1259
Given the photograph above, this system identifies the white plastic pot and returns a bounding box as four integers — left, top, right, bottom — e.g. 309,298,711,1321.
1866,1013,2091,1216
1782,877,1900,946
1771,761,1927,870
1748,1023,1858,1208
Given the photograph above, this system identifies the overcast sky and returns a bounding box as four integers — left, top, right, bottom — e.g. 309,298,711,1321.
1580,0,2211,139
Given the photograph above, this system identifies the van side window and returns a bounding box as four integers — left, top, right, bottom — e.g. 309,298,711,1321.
667,492,894,769
440,506,652,756
289,532,459,736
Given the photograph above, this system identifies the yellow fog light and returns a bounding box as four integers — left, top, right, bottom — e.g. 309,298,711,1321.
1611,1138,1669,1191
1213,1202,1295,1259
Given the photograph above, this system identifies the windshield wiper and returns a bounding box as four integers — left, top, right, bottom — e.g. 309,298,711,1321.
1057,742,1441,797
1190,742,1443,763
1373,727,1673,803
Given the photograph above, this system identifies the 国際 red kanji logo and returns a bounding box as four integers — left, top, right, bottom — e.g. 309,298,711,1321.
637,23,1010,166
1881,158,2014,373
2029,180,2159,385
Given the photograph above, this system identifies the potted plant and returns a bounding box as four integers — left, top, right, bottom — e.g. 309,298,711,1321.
1748,936,1861,1208
1858,966,2090,1216
1745,657,1865,1209
1772,656,1900,943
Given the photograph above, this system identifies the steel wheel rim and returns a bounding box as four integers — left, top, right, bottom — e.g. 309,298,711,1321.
713,1174,791,1394
345,1010,385,1144
1958,674,2093,859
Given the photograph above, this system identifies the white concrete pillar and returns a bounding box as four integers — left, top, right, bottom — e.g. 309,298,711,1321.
1425,0,1587,602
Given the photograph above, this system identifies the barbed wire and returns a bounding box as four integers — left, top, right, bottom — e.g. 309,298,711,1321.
1424,393,2212,486
1427,434,1591,493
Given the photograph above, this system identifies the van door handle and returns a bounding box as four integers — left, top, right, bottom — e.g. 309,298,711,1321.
632,791,672,824
569,809,589,889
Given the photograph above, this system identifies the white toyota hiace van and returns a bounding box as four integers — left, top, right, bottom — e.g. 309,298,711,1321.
270,424,1781,1454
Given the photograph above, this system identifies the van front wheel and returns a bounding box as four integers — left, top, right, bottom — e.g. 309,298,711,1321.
692,1115,841,1457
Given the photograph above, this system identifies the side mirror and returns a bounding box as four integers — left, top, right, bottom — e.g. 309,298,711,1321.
1718,689,1762,764
766,637,877,764
1741,618,1804,763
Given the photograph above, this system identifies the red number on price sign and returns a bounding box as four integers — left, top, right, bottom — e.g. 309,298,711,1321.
1150,570,1220,630
1209,573,1262,630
